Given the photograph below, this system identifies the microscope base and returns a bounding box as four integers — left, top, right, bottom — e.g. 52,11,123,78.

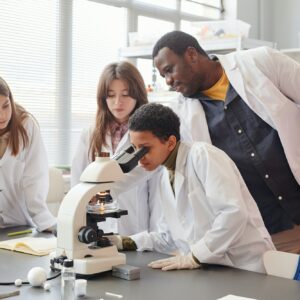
51,248,126,276
74,252,126,275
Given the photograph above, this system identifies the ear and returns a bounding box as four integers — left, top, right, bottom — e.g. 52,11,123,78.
167,135,177,151
185,47,198,64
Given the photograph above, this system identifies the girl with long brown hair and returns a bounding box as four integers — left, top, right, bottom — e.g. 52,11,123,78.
71,61,162,236
0,77,56,231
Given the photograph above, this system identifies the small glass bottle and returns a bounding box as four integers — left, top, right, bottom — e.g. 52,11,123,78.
61,259,75,300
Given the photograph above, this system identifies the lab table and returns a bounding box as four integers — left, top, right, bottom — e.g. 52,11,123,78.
0,227,300,300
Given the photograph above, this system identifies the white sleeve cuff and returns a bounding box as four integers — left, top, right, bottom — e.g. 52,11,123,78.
32,211,56,232
190,239,234,267
130,231,154,252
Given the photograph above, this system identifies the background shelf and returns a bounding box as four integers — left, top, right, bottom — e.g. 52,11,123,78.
119,37,276,59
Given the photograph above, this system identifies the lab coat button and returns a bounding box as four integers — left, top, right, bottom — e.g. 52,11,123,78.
278,196,283,200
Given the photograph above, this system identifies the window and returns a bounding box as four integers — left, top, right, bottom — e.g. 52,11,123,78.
71,0,126,163
0,0,126,165
0,0,59,163
0,0,222,166
181,0,223,19
134,0,177,10
137,16,175,91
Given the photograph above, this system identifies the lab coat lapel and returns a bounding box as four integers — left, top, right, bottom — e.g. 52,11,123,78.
174,143,189,214
0,148,9,165
104,131,130,155
160,169,186,239
217,53,248,102
170,95,211,144
115,131,130,153
104,134,113,155
217,52,275,128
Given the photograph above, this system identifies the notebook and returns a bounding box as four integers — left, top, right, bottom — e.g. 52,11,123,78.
0,237,57,256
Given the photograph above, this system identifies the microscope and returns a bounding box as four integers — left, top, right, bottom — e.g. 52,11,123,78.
51,146,148,276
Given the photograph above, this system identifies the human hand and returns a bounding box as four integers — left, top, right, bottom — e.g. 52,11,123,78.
41,225,57,235
148,253,201,271
105,234,123,250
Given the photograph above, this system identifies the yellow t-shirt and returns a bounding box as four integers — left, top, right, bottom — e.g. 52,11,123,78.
202,70,229,101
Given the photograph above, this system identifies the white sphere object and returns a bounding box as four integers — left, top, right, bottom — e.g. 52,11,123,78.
27,267,47,287
43,282,51,291
14,278,22,287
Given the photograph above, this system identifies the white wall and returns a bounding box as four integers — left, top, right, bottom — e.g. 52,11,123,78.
229,0,300,49
272,0,300,48
236,0,261,39
223,0,237,20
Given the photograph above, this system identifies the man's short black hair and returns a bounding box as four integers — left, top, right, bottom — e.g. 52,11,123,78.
152,30,207,59
129,103,180,142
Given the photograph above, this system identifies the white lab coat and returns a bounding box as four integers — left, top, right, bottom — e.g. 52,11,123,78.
0,117,56,231
71,128,162,235
170,47,300,185
131,142,275,273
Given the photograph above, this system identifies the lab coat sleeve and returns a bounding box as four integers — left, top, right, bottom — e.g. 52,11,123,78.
255,47,300,105
22,118,56,231
110,166,157,198
130,166,178,254
190,145,249,265
71,129,91,187
169,95,211,143
130,216,178,255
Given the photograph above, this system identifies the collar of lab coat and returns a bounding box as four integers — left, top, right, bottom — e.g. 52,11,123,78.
215,52,248,102
215,51,276,130
174,142,190,198
104,130,130,155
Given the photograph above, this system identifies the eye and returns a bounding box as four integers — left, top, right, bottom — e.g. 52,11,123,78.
165,66,173,74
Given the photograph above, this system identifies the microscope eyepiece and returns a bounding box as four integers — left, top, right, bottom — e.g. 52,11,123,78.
113,146,148,173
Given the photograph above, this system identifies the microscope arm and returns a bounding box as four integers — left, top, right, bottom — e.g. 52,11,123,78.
56,181,115,259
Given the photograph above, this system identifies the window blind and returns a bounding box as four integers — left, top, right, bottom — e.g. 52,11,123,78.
0,0,126,166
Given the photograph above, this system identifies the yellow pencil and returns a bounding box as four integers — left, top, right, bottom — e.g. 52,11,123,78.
7,229,32,237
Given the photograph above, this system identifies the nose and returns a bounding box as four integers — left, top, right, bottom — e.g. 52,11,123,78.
114,95,124,105
165,74,173,86
139,155,147,164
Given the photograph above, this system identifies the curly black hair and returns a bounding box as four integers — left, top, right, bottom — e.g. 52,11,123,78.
152,30,208,59
128,103,180,142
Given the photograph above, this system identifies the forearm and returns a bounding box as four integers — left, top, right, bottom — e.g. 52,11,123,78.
111,167,154,197
130,230,178,254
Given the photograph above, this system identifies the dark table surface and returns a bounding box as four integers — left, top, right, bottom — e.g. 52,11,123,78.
0,226,300,300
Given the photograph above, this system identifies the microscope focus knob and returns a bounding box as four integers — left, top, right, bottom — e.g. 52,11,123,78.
78,226,98,244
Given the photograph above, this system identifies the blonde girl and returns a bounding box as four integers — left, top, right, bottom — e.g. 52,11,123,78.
0,77,56,231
